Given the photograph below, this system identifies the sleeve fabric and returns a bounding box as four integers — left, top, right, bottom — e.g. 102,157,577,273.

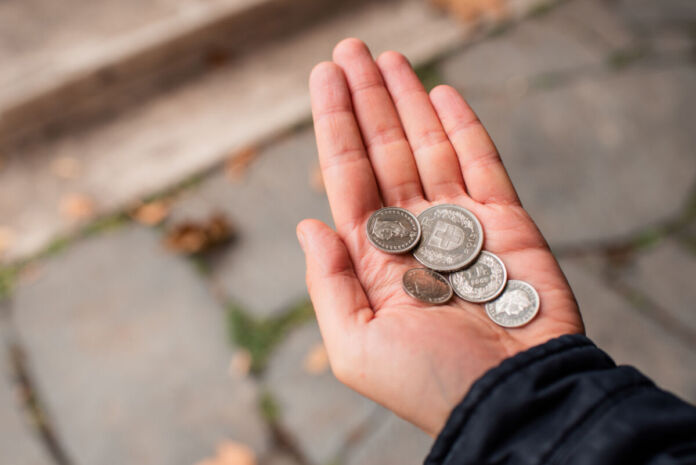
425,334,696,465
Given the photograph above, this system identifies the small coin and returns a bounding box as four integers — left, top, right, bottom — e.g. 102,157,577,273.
484,280,540,328
412,204,484,272
366,207,421,254
449,251,507,303
402,268,453,304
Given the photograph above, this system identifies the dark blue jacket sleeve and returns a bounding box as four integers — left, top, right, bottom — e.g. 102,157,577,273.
426,335,696,465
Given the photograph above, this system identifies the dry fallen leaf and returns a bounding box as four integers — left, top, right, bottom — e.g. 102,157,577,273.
164,213,234,254
131,200,170,226
303,342,329,375
225,146,258,181
50,156,82,179
229,349,252,377
59,193,95,221
0,226,15,255
309,163,325,193
216,441,257,465
18,263,43,285
430,0,505,22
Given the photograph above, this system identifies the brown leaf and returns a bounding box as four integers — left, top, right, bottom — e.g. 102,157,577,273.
0,226,15,255
229,350,252,377
50,156,82,179
59,193,95,221
131,200,170,226
225,146,258,181
430,0,505,22
18,263,43,285
303,343,329,375
164,213,234,254
216,441,256,465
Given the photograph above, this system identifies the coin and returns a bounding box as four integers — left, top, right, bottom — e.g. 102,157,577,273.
484,280,540,328
412,204,484,272
449,251,507,303
402,268,453,304
366,207,421,254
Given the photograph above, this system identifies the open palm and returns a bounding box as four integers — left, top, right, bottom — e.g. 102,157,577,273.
297,39,584,437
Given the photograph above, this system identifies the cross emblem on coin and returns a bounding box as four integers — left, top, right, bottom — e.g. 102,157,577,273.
428,221,465,251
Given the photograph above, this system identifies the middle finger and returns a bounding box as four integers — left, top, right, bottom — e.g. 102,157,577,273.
333,38,424,206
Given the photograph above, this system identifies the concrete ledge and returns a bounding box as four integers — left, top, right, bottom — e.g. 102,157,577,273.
0,0,369,151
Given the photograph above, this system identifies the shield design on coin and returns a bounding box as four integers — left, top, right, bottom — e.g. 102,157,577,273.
427,221,466,251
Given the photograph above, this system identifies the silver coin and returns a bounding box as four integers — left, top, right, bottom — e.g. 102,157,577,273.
412,204,484,272
366,207,421,254
402,268,453,304
449,251,507,303
484,280,540,328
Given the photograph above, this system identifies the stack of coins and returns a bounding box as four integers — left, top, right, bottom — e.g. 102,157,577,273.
366,205,539,328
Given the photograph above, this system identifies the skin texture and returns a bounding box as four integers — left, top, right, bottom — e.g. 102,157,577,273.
297,38,584,437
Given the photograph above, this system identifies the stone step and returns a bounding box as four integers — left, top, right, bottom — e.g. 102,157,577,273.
0,0,363,151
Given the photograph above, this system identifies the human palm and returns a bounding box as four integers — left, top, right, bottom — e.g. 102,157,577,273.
297,39,583,437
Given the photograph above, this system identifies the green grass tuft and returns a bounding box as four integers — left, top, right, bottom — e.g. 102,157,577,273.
259,390,281,422
0,266,18,301
607,47,647,70
227,300,315,374
630,228,663,250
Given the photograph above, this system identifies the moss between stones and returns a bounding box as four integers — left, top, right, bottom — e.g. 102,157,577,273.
227,300,315,375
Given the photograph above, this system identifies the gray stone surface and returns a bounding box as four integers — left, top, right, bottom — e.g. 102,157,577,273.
0,330,53,465
12,225,270,465
616,0,696,32
345,413,433,465
264,323,379,465
441,0,634,94
561,259,696,403
467,65,696,247
169,129,333,318
619,240,696,337
263,452,302,465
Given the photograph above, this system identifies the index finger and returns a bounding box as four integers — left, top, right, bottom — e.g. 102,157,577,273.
310,61,382,237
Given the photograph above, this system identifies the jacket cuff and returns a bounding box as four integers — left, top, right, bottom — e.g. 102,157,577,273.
425,334,652,465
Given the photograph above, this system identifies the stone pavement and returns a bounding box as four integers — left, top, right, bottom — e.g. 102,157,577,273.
1,0,695,464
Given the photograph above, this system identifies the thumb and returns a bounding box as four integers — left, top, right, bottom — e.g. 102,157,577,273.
297,219,373,344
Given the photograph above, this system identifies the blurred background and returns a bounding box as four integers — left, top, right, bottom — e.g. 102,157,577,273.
1,0,695,464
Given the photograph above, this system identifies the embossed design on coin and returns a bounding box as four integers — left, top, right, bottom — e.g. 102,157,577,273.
366,207,421,253
449,251,507,303
413,204,484,271
485,280,540,328
402,268,453,304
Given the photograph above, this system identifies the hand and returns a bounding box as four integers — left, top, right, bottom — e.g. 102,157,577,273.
297,38,583,437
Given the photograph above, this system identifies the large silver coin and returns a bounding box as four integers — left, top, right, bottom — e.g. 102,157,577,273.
449,251,507,303
366,207,421,254
413,204,484,272
484,280,540,328
402,268,453,304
